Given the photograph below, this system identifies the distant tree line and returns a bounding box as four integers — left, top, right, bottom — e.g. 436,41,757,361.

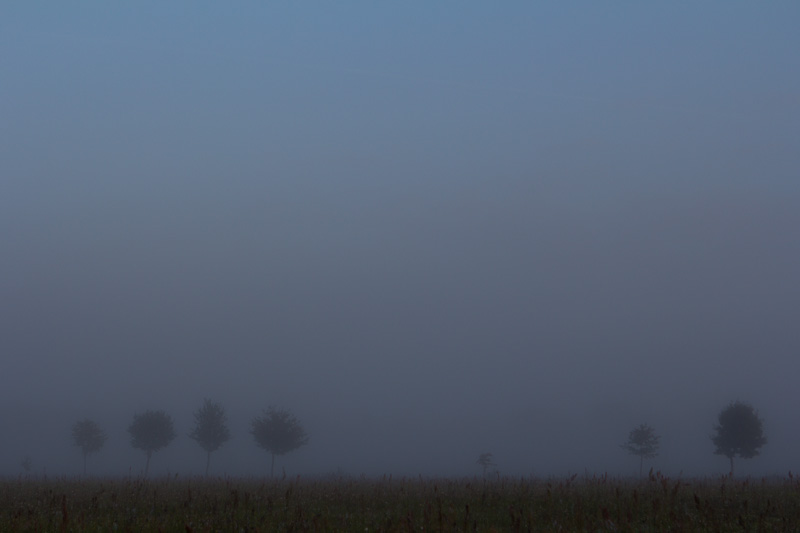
70,401,308,477
620,401,765,477
67,399,765,478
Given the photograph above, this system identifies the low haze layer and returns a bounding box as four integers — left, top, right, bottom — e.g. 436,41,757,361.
2,3,799,479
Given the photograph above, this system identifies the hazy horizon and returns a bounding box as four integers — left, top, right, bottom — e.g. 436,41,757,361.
2,3,798,479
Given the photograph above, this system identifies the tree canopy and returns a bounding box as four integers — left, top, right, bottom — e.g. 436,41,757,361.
251,407,309,477
71,419,107,475
476,452,496,477
711,401,766,475
189,399,231,475
128,410,176,475
621,423,660,477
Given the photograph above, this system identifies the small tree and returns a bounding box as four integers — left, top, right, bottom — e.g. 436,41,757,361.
621,423,660,477
251,407,309,478
189,399,231,476
128,410,176,476
476,452,496,477
20,456,32,475
71,419,107,475
711,401,766,476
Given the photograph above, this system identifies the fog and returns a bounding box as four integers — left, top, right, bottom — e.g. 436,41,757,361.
2,3,799,479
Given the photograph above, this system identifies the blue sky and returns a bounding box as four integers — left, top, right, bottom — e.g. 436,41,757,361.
1,3,799,477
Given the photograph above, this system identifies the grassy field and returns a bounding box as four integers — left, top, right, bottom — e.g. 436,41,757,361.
2,471,800,532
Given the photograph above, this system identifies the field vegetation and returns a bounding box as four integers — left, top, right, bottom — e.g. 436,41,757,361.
3,471,800,532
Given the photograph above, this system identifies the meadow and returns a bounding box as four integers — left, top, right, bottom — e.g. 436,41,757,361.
2,471,800,532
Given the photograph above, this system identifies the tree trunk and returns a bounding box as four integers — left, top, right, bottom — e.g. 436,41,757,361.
639,455,643,478
729,455,734,477
83,451,87,476
270,453,275,478
145,451,152,477
205,451,211,477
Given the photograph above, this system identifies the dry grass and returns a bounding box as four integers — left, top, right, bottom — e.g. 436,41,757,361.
2,471,800,531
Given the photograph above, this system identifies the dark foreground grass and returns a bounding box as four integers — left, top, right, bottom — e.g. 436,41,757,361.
3,472,800,532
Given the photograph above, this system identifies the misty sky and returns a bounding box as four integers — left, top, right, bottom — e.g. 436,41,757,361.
2,3,799,479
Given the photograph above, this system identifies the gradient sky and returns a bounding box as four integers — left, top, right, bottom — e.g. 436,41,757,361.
2,3,799,478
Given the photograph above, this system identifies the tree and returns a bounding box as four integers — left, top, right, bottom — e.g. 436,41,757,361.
189,399,231,476
71,419,107,475
621,423,660,477
711,401,766,476
128,410,176,476
476,452,496,477
20,456,32,475
251,407,309,477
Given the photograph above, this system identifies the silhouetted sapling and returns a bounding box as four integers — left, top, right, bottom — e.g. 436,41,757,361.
711,401,766,476
71,419,107,475
621,423,660,477
189,398,231,476
20,456,32,475
476,452,496,477
251,407,309,478
128,410,176,476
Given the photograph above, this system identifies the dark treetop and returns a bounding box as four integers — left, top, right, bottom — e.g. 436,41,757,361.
251,407,309,456
189,399,231,453
128,410,176,454
72,419,107,456
621,423,660,459
712,401,766,460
